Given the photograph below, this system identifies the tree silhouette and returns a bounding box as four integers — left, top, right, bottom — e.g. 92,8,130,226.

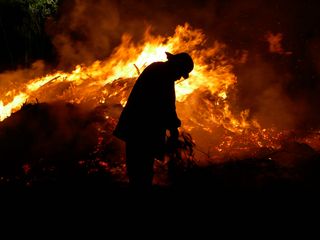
0,0,59,70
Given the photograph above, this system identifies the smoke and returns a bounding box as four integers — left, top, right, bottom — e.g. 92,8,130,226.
306,37,320,126
0,60,47,98
47,0,221,68
309,38,320,74
48,0,121,68
46,0,320,129
196,0,320,129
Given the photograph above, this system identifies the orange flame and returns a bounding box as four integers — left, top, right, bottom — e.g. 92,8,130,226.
0,23,281,158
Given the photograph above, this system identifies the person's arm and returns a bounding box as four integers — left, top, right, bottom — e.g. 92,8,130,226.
165,81,181,141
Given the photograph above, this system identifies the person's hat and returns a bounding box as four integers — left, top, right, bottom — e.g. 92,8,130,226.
166,52,194,79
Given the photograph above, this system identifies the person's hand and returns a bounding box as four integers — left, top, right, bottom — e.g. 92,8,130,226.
170,128,179,141
166,128,181,159
167,128,180,151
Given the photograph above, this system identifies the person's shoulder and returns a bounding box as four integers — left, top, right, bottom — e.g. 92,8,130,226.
139,62,167,79
138,62,165,77
146,61,166,71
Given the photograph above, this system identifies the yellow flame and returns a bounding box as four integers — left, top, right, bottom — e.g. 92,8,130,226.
0,93,28,121
0,23,279,154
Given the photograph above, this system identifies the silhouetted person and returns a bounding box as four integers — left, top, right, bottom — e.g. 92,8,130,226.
113,52,194,191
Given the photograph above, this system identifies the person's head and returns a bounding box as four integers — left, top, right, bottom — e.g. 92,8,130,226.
166,52,194,80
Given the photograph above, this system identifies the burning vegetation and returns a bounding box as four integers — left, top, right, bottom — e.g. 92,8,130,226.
0,0,319,191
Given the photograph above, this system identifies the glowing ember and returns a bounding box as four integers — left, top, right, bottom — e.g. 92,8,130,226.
265,32,292,55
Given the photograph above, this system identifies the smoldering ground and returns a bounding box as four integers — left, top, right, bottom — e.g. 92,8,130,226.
0,101,125,188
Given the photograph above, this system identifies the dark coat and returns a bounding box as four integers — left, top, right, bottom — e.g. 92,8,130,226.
113,61,181,143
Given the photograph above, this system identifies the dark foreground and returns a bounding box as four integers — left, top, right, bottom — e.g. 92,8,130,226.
0,103,319,208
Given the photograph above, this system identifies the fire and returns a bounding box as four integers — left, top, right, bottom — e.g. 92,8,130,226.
0,93,28,121
0,23,282,158
265,32,292,55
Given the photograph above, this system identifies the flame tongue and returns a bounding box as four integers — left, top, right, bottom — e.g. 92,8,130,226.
0,93,28,121
0,23,282,157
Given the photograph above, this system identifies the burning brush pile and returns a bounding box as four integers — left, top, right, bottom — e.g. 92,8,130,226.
0,24,319,191
0,101,126,189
